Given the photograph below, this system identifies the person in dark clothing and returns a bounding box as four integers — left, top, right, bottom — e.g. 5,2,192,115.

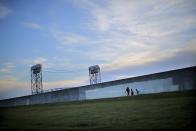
131,88,134,96
126,87,130,96
136,89,139,95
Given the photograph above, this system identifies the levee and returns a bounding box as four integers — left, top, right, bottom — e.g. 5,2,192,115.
0,66,195,107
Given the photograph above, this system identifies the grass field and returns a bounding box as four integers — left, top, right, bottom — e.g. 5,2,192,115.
0,91,195,129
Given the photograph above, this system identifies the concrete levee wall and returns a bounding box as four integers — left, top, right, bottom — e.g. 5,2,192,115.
0,87,80,107
0,66,195,107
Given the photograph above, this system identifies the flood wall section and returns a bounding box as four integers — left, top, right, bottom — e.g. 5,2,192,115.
0,66,195,107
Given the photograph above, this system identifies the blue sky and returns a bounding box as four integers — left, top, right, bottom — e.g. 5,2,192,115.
0,0,196,100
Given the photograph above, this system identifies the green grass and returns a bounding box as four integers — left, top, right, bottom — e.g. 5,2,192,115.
0,91,195,129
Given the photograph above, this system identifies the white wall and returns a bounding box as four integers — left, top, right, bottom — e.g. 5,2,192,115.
86,78,179,99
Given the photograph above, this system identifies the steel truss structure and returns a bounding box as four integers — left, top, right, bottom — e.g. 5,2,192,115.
89,65,101,85
31,64,43,94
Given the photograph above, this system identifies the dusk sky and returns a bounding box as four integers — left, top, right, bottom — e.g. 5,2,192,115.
0,0,196,100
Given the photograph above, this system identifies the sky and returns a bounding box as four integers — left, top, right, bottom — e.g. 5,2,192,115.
0,0,196,100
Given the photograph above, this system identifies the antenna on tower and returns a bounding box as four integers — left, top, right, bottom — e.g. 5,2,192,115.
89,65,101,85
31,64,43,94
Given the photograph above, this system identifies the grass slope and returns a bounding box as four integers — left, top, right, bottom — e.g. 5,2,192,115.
0,91,195,129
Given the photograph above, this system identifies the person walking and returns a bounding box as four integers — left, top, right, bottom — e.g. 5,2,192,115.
126,87,130,96
131,88,134,96
136,89,139,95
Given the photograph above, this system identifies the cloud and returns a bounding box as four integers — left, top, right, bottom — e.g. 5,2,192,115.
84,0,196,36
33,57,47,65
62,34,88,44
0,63,16,73
0,76,28,91
23,57,51,70
101,39,196,72
115,75,135,80
30,57,70,71
0,76,30,100
0,4,11,19
1,0,195,100
20,56,84,72
24,22,42,29
52,29,88,45
0,74,88,99
74,0,196,72
43,78,87,90
32,57,78,70
92,8,111,32
21,57,49,68
76,0,111,32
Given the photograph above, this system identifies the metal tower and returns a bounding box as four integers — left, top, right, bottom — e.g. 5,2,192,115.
89,65,101,85
31,64,43,94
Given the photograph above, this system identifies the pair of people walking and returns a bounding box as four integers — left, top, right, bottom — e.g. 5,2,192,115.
126,87,139,96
